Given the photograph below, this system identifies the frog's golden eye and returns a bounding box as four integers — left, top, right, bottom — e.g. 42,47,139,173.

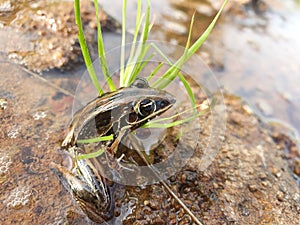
137,99,156,117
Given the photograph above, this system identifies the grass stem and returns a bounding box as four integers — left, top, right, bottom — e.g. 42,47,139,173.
74,0,103,95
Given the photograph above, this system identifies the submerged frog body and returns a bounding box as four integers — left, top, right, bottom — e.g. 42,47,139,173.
52,79,175,223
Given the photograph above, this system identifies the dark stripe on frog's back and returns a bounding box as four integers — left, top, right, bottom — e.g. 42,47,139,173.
77,102,131,141
72,88,125,141
72,87,165,141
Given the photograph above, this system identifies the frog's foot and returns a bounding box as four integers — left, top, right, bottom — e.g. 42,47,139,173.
116,154,136,172
105,152,134,174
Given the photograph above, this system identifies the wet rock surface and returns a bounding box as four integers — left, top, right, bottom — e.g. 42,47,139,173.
0,0,120,71
0,64,74,224
0,62,299,224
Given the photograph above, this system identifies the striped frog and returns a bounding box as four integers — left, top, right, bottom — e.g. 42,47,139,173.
51,78,175,223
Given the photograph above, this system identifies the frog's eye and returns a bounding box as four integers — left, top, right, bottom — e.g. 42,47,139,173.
137,99,156,117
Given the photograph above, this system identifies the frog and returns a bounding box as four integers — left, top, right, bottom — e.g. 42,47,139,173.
51,78,175,223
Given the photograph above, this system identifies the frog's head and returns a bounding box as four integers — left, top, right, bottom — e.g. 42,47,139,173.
111,79,176,131
63,78,176,148
118,78,176,131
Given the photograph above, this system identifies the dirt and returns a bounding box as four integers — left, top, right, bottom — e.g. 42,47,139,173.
0,0,120,72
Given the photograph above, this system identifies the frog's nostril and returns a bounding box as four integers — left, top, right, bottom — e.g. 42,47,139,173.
170,98,176,104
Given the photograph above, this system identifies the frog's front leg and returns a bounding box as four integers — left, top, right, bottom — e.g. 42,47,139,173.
105,131,135,174
50,162,114,223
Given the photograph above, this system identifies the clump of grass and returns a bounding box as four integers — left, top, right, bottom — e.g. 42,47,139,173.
74,0,228,156
74,0,228,101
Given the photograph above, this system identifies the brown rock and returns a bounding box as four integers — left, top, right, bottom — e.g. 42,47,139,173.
1,0,120,71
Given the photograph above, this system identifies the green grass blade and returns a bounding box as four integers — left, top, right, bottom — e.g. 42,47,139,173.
122,0,143,85
142,108,209,129
185,12,195,50
142,104,203,125
143,98,217,129
177,72,196,108
93,0,116,91
76,147,105,160
185,0,228,59
147,62,163,81
128,44,151,84
124,0,151,86
149,43,196,107
129,53,154,84
120,0,127,86
74,0,103,95
139,0,151,47
152,0,229,89
77,134,114,144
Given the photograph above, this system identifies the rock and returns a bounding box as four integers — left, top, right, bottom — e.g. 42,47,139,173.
0,0,120,71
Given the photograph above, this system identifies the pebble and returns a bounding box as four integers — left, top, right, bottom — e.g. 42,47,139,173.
293,193,300,203
271,167,282,178
142,206,152,215
261,181,269,187
230,111,244,125
259,172,267,180
196,3,214,16
0,98,7,109
179,214,192,224
294,159,300,176
143,200,149,206
213,182,219,189
162,21,187,35
242,104,253,114
248,184,258,192
276,191,285,202
149,199,160,210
